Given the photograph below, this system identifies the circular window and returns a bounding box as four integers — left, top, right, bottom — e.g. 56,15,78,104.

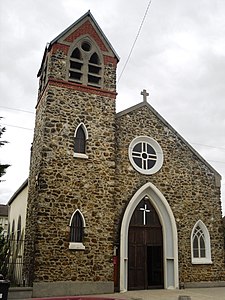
128,136,163,175
81,41,91,52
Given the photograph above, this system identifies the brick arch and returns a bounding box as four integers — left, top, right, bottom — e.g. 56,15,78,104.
120,182,179,291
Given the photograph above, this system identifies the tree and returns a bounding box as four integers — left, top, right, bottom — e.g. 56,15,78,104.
0,226,8,276
223,216,225,249
0,118,10,181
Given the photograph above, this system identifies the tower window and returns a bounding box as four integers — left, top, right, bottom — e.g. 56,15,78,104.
69,210,85,250
74,123,88,159
88,74,101,84
71,48,81,59
70,212,83,242
81,41,91,52
88,65,101,74
69,48,83,82
74,126,85,153
68,39,102,88
69,71,82,81
90,52,99,64
70,61,82,70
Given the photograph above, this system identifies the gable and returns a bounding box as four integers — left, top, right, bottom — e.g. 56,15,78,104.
116,102,221,185
38,11,119,77
51,11,119,59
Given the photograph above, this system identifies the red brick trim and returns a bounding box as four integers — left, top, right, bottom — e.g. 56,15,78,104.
104,55,118,66
51,43,70,55
65,20,108,52
36,79,117,108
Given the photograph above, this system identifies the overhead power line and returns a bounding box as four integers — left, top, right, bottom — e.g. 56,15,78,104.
117,0,152,83
2,123,33,131
191,142,225,151
0,105,34,114
207,160,225,165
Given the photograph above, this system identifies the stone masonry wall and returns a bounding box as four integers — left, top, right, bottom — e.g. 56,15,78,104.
26,84,117,283
114,104,225,284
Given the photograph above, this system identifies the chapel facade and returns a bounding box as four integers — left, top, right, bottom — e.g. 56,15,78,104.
23,11,225,297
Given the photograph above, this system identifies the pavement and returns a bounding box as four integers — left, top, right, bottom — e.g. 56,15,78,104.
98,287,225,300
10,287,225,300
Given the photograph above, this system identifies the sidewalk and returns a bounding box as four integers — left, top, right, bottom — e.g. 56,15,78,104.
9,287,225,300
100,287,225,300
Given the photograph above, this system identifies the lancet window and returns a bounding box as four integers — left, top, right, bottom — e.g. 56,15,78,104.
68,39,102,88
74,123,88,158
69,210,85,250
191,220,212,264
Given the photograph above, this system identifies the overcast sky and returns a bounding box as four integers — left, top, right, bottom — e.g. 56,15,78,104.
0,0,225,215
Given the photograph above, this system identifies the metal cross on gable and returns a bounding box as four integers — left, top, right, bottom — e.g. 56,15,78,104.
141,89,149,102
140,204,150,225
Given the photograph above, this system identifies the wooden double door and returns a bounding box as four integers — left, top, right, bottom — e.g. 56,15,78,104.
128,198,164,290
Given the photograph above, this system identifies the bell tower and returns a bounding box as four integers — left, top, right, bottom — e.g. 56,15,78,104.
24,11,119,297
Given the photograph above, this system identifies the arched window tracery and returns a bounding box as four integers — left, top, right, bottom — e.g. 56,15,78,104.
68,39,102,88
191,220,212,264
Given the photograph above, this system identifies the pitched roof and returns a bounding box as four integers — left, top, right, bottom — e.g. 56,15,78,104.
50,10,119,60
8,179,28,206
0,204,8,216
116,101,221,183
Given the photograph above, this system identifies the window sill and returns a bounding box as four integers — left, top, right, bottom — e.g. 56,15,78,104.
73,153,88,159
192,258,212,264
69,242,85,250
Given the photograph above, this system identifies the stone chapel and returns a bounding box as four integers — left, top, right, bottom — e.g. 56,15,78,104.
14,10,225,297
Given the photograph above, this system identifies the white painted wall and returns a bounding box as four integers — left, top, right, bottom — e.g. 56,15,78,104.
8,184,28,240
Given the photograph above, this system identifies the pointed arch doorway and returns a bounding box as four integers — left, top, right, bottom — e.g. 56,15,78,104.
120,183,179,292
128,197,164,289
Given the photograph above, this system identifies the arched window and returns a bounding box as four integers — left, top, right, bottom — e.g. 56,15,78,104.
69,210,85,250
71,48,81,59
17,215,21,242
7,222,10,240
88,52,101,85
68,39,102,88
191,220,212,264
11,220,15,240
74,126,85,153
74,123,88,159
69,48,83,81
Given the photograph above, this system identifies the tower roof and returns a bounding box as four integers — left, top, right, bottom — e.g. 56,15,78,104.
38,11,119,77
49,10,119,61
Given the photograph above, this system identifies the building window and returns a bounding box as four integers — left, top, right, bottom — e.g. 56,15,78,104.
74,126,85,153
69,210,85,250
68,38,102,88
7,223,10,239
11,220,15,240
191,220,212,264
128,136,163,175
17,215,21,242
69,48,83,82
74,123,88,159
